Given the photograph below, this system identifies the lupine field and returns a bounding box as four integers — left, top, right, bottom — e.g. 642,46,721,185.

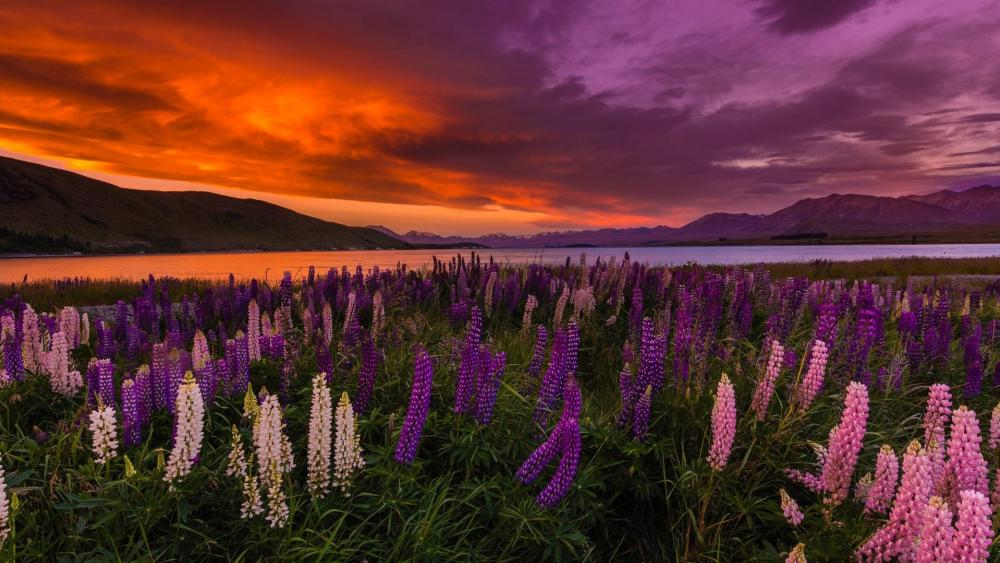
3,254,1000,561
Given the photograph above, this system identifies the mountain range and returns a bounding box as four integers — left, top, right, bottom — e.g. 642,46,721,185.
3,153,1000,254
371,185,1000,248
0,156,407,253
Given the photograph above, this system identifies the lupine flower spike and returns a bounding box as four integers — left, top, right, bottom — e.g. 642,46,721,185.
708,373,736,470
164,372,205,489
785,543,806,563
820,382,869,507
307,374,333,498
751,339,784,421
914,496,954,563
333,391,364,494
780,488,804,526
952,490,993,562
394,347,434,465
864,444,898,515
0,454,10,546
89,402,118,465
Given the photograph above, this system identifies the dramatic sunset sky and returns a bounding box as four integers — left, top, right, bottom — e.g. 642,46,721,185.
1,0,999,235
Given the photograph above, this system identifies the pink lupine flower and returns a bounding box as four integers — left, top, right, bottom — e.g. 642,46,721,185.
952,490,993,562
945,406,989,498
796,339,828,412
923,384,952,489
914,496,954,563
780,488,804,526
708,373,736,470
785,543,806,563
820,382,869,506
856,440,933,561
307,374,333,498
988,401,1000,451
864,444,899,515
751,339,784,421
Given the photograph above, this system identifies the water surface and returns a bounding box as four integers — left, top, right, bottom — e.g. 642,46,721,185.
3,244,1000,282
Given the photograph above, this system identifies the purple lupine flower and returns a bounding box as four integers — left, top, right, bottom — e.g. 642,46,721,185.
453,307,483,415
616,364,638,427
394,346,434,465
636,317,667,395
353,335,379,415
527,325,547,379
121,377,143,447
814,300,839,348
630,385,652,441
316,340,333,382
629,285,643,337
964,324,983,396
517,377,583,508
474,351,505,425
533,325,568,425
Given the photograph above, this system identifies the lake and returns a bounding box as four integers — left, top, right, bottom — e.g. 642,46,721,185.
3,244,1000,282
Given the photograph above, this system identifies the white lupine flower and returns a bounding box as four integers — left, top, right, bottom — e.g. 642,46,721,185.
265,462,289,528
21,305,41,373
333,391,364,494
484,271,498,316
553,283,570,327
307,374,333,498
164,372,205,489
254,393,293,479
240,458,264,519
226,425,247,478
0,454,11,545
89,404,119,465
343,292,357,337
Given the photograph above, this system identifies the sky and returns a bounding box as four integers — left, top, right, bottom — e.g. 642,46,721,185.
1,0,999,235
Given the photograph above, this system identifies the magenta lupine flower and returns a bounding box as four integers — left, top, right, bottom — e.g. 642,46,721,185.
864,444,899,515
780,489,804,526
945,406,989,498
820,382,869,506
708,373,736,471
527,325,547,379
474,351,505,425
796,339,828,412
353,335,379,415
786,468,824,493
517,377,583,508
988,401,1000,451
394,347,434,465
856,441,933,561
914,497,954,563
751,339,784,421
923,384,952,489
952,490,993,562
630,385,652,441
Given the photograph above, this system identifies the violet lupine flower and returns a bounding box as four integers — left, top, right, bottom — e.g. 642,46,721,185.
814,300,839,348
453,307,483,415
353,335,379,415
616,364,638,427
87,358,115,408
225,333,250,396
779,489,804,526
751,339,784,421
636,317,667,396
864,444,899,515
820,381,869,507
952,490,994,562
923,384,952,489
945,406,989,497
629,285,643,337
150,342,169,410
856,440,933,562
533,323,579,425
474,351,505,425
316,341,333,383
394,347,434,465
630,385,652,441
708,373,736,471
527,325,547,379
914,496,954,563
964,325,983,396
796,339,828,412
96,319,115,360
121,377,144,447
516,377,582,508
